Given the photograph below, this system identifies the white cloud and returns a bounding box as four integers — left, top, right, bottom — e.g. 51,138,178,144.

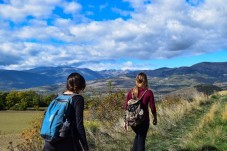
111,7,131,17
0,0,82,22
78,61,152,71
62,1,81,14
0,0,227,70
14,25,74,42
0,0,59,22
123,0,149,10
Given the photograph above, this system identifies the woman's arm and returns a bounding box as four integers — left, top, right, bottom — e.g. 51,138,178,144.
149,90,157,125
73,96,89,150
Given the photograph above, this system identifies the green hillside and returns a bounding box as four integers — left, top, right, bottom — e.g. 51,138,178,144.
146,91,227,151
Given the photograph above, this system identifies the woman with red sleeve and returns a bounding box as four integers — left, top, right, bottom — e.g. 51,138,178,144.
125,72,157,151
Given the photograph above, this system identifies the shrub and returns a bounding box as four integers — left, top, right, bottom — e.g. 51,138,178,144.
211,94,218,99
96,90,125,124
17,113,44,151
194,84,222,96
0,92,8,110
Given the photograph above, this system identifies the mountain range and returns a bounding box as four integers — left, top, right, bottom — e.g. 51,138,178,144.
0,62,226,95
87,62,227,96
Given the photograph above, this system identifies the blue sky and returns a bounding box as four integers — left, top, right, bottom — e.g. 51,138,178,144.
0,0,226,71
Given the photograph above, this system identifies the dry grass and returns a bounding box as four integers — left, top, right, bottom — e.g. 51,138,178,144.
221,104,227,121
0,133,22,151
200,102,220,127
218,90,227,96
149,88,208,135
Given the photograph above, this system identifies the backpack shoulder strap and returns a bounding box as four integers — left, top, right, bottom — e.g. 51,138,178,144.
63,93,79,120
138,89,148,100
131,89,149,100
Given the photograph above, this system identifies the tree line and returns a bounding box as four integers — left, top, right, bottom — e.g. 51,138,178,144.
0,90,56,110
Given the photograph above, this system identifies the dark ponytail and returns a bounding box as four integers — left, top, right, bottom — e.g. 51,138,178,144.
66,73,86,94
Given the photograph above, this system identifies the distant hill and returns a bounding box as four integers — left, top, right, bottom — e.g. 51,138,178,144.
0,67,104,90
27,66,104,82
127,62,227,79
86,62,227,96
0,62,226,94
0,70,54,90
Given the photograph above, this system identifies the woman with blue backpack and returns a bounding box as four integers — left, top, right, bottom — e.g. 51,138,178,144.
124,72,157,151
42,72,89,151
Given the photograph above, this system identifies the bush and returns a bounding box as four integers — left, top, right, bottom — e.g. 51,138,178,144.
96,90,125,123
211,94,219,99
0,92,8,110
17,113,44,151
194,84,222,96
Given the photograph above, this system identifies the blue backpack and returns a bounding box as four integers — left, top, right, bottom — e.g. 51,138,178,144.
40,94,76,142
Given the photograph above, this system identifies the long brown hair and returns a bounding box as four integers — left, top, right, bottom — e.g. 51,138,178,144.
132,72,148,99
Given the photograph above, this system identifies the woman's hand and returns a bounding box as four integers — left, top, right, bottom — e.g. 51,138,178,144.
153,117,157,125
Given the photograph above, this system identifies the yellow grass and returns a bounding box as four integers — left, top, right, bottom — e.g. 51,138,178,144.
201,102,219,126
0,133,22,151
221,104,227,121
218,90,227,96
150,91,208,135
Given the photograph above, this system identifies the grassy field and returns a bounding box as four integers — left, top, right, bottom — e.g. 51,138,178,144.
0,111,43,134
0,111,43,150
0,91,226,151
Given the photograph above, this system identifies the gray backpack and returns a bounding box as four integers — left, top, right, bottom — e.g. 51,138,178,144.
125,90,148,127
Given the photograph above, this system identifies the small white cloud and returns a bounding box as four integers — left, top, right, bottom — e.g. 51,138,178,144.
62,1,81,14
123,0,147,10
111,7,131,17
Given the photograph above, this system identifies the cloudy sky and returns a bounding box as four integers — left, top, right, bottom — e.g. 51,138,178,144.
0,0,227,71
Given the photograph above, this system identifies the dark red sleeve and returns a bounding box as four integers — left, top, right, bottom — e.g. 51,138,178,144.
149,90,156,115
